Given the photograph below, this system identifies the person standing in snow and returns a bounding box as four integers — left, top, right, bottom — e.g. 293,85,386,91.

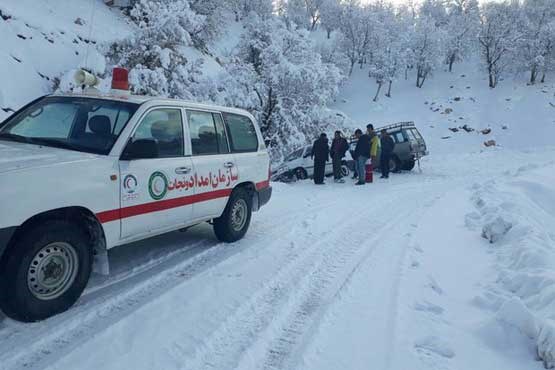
367,123,380,166
330,131,348,183
311,133,329,185
353,128,371,185
379,129,395,179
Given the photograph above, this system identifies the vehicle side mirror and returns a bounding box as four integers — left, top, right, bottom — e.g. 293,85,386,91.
121,139,159,160
303,152,311,158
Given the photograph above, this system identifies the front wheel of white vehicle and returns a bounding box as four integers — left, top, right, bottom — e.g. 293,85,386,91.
0,220,93,322
213,188,252,243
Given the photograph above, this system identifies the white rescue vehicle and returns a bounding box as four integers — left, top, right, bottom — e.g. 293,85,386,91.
0,69,272,322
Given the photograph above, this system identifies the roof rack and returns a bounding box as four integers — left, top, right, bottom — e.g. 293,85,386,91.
376,121,415,132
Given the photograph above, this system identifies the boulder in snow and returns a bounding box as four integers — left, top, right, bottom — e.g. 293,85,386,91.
481,128,492,135
484,140,497,147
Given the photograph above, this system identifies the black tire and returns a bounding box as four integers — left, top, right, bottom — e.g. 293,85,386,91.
389,156,402,173
402,159,416,171
294,168,308,180
0,220,93,322
213,188,252,243
341,164,350,177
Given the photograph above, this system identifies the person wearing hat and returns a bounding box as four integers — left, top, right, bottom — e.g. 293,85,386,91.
311,133,330,185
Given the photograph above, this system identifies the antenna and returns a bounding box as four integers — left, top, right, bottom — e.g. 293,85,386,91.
84,0,98,71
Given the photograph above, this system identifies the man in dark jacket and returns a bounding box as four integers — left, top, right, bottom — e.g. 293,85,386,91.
330,131,348,183
311,133,329,185
353,129,371,185
380,129,395,179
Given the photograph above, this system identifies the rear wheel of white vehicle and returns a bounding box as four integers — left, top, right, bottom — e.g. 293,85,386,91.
294,168,308,180
341,164,350,177
0,220,93,322
213,188,252,243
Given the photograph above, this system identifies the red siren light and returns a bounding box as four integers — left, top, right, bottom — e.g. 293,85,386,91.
112,67,129,90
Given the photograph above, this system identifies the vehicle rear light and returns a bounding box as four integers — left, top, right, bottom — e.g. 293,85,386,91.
112,67,129,91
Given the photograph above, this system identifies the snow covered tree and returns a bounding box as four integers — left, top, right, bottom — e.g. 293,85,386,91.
320,0,342,38
519,0,555,84
409,17,444,88
277,0,310,30
305,0,325,30
478,2,522,88
209,16,344,160
443,0,480,72
228,0,273,21
336,1,373,75
106,0,206,98
420,0,449,27
367,5,408,100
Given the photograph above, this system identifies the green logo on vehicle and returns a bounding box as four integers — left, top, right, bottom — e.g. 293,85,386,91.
148,171,168,200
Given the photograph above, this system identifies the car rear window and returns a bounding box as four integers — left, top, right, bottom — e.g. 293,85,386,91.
223,113,259,153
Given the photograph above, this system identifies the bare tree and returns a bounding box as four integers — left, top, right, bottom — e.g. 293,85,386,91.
478,3,522,88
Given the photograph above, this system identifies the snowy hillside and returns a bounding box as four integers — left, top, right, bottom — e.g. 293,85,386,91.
1,1,555,370
0,0,131,121
334,64,555,154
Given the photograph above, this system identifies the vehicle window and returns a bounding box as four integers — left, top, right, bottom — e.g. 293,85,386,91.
222,113,259,153
132,108,184,158
410,129,423,139
0,97,138,155
393,132,405,143
85,106,132,135
405,129,419,141
285,148,304,161
187,110,227,156
9,103,77,139
213,113,230,154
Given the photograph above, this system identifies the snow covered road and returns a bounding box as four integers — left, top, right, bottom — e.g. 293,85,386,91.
1,148,554,370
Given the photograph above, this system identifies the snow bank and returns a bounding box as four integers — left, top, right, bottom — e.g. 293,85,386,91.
538,320,555,369
481,216,513,244
469,163,555,367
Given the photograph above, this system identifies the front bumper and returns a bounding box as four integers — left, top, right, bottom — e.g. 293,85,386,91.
0,226,17,260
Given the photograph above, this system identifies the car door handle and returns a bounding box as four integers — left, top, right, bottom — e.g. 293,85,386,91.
224,162,235,168
175,166,192,174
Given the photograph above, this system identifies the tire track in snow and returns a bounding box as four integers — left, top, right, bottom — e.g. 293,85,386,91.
179,191,430,370
256,203,425,370
0,198,338,370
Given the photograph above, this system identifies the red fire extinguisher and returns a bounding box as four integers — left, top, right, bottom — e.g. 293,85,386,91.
365,159,373,183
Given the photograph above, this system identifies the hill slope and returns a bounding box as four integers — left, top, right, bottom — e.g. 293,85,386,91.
334,63,555,155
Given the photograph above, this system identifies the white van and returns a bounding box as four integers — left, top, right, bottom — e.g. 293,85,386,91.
0,91,271,322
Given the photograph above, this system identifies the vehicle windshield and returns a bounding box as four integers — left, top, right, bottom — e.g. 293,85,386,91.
0,96,139,155
285,148,304,162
